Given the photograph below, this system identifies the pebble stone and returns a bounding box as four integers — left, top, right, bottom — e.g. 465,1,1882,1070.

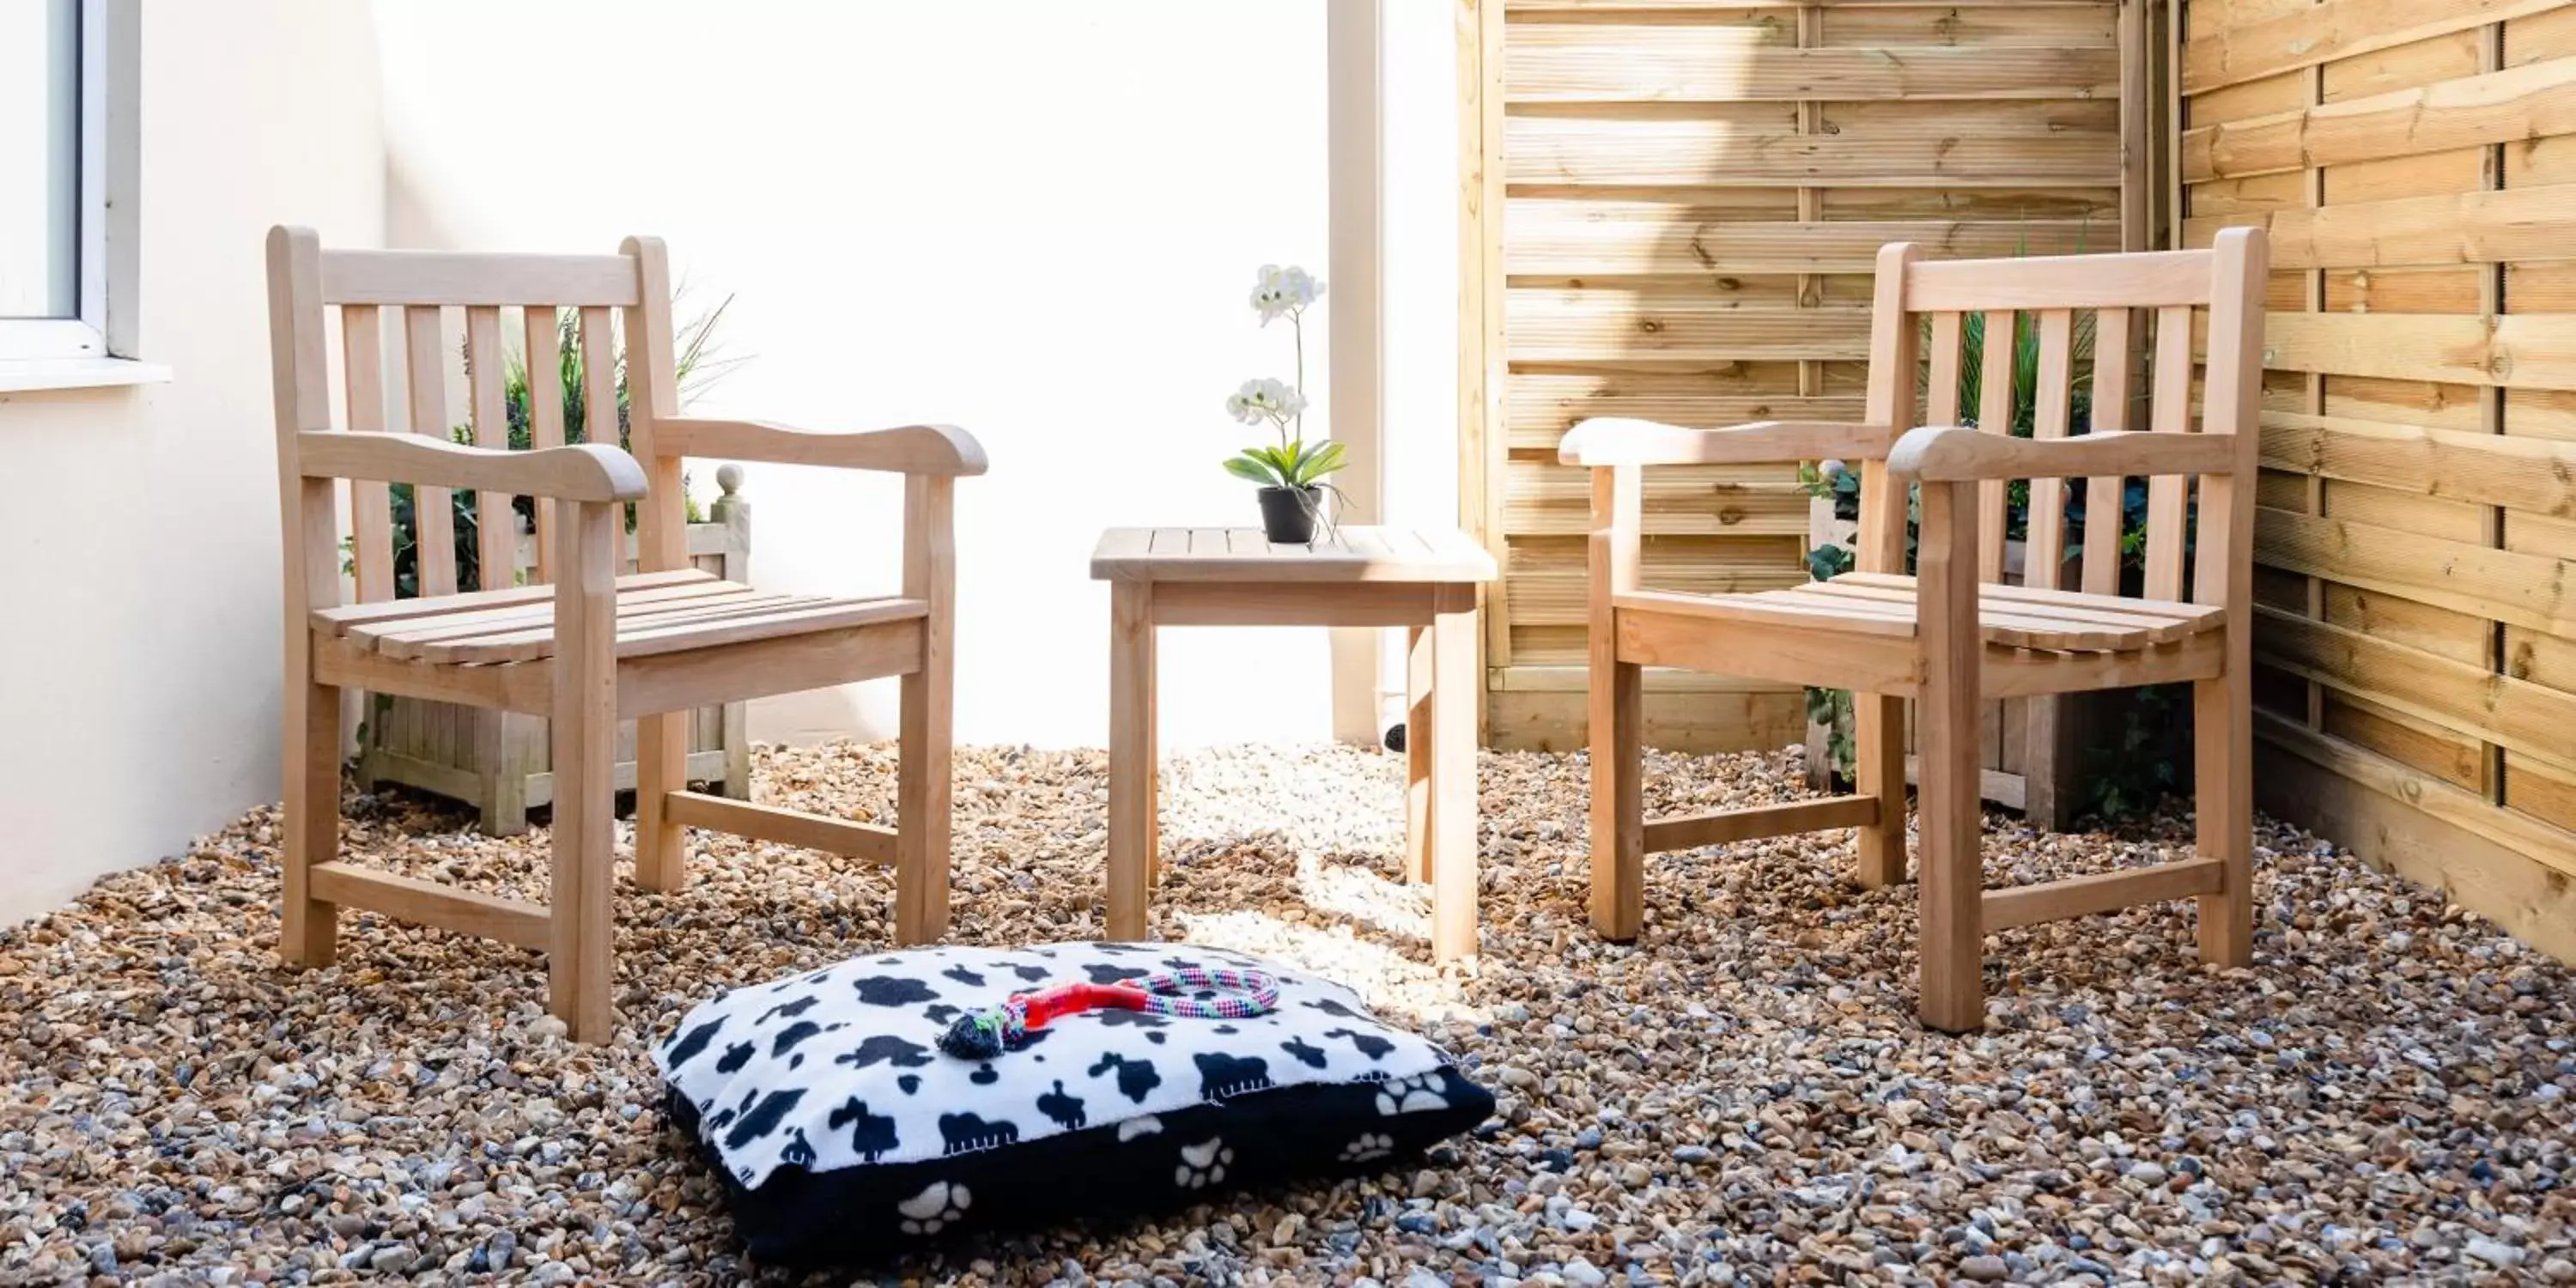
0,739,2572,1285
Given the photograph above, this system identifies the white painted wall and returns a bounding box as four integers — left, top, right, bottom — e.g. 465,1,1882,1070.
1379,0,1467,729
0,1,386,923
1382,3,1464,538
374,0,1459,749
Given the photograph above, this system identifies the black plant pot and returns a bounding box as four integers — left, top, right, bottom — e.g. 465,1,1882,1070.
1257,486,1321,544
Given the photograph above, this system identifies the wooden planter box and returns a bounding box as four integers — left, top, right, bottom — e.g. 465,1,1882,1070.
355,477,754,835
1801,497,2110,832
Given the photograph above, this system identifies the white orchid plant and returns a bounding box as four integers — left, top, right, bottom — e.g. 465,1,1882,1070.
1222,264,1346,491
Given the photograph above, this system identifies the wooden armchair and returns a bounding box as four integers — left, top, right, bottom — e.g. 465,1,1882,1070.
266,228,985,1041
1565,229,2269,1031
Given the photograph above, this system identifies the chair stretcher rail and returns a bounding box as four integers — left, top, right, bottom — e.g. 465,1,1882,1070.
1641,795,1881,854
308,862,551,950
661,790,897,864
1981,858,2225,933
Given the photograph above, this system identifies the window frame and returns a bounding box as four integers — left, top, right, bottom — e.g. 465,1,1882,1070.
0,0,144,373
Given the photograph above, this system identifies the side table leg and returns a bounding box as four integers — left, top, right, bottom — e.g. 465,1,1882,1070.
1405,624,1435,884
1108,581,1156,940
1145,605,1161,890
1429,585,1479,962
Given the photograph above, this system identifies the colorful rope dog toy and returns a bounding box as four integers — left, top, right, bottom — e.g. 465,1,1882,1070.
938,966,1281,1060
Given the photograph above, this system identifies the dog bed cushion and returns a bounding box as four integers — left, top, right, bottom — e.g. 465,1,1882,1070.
655,940,1494,1265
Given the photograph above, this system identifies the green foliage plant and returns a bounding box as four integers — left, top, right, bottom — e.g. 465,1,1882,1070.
365,296,737,597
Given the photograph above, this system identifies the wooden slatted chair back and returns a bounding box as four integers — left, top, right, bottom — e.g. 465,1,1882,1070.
1855,228,2269,615
270,236,690,606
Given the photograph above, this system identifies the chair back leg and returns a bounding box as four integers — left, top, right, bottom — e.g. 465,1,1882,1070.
549,500,621,1042
282,671,343,967
1589,659,1644,940
477,714,534,837
633,714,690,892
1586,465,1645,940
1852,695,1909,888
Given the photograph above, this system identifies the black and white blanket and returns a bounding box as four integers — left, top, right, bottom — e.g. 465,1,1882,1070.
656,940,1475,1194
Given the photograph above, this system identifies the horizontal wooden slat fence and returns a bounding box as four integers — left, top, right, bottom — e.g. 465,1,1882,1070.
2182,0,2576,958
1466,0,2143,757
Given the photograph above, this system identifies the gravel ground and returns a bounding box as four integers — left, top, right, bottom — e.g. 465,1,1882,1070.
2,740,2573,1287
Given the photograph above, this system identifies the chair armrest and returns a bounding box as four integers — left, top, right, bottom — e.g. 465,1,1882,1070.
1558,418,1898,467
297,432,647,501
659,417,989,477
1887,426,2241,483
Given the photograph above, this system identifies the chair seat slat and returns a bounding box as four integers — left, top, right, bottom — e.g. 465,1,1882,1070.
311,568,714,633
407,594,844,663
323,576,925,665
1812,576,2200,643
1835,570,2214,622
1614,581,2222,653
360,580,756,649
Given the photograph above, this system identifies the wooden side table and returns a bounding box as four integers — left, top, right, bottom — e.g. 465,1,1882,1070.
1090,526,1500,961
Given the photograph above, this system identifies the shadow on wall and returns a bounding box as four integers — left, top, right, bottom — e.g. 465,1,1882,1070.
382,148,462,255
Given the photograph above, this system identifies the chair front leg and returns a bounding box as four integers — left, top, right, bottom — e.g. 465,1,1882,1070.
896,475,956,944
1914,477,1986,1033
281,665,343,967
2194,657,2254,967
280,469,343,968
550,499,621,1042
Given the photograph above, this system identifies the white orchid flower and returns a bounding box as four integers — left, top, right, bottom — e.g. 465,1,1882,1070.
1249,264,1323,325
1228,377,1305,426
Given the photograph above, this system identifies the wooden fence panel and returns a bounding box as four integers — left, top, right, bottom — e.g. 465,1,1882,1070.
1473,0,2138,753
2184,0,2576,959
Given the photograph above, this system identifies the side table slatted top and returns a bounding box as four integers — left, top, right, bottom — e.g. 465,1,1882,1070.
1091,526,1498,584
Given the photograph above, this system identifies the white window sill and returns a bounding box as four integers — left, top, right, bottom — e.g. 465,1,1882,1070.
0,357,173,393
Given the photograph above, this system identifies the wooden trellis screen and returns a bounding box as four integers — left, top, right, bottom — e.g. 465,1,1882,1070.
2181,0,2576,959
1461,0,2150,753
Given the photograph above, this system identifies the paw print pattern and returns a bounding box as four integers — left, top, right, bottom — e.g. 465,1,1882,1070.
1175,1136,1234,1189
1340,1132,1394,1163
1118,1115,1164,1142
1375,1072,1450,1115
896,1180,971,1235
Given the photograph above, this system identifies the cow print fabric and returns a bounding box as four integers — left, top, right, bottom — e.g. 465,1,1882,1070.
655,942,1494,1267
